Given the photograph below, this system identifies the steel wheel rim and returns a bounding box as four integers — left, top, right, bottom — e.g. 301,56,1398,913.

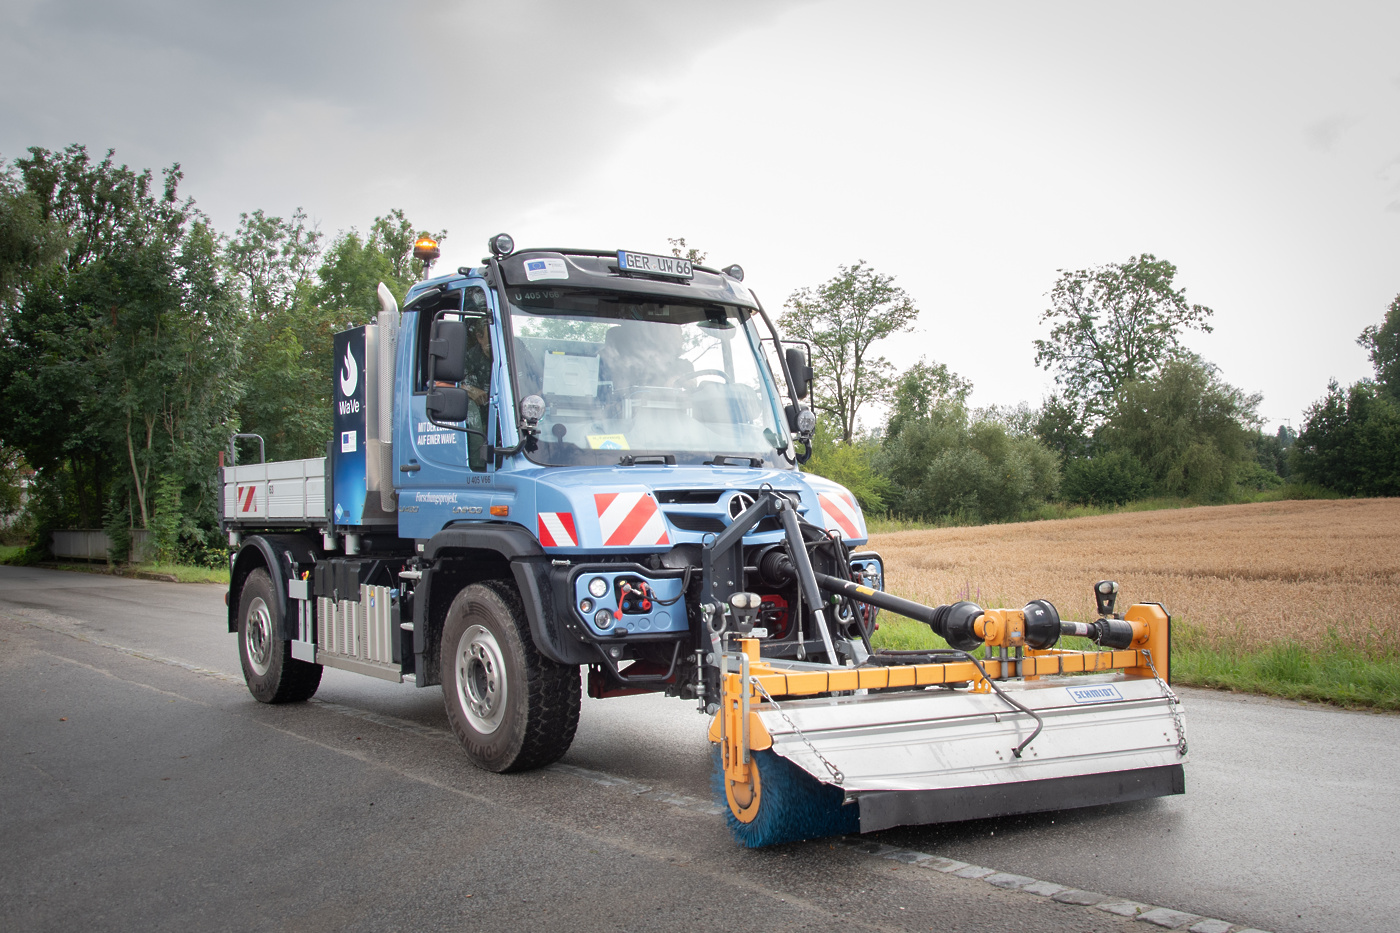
456,623,507,734
245,596,273,676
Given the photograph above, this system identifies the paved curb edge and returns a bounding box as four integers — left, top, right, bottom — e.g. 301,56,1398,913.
837,838,1273,933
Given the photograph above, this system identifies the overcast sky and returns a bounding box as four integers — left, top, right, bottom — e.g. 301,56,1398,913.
4,0,1397,430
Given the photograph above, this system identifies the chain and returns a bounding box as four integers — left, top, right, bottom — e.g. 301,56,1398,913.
1142,649,1188,757
749,675,845,785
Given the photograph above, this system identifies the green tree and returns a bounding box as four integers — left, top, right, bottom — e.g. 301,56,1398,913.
227,209,330,461
0,146,239,556
1034,254,1213,418
885,357,971,440
315,209,444,320
1358,293,1400,399
781,261,918,443
1096,357,1260,501
1032,393,1091,460
233,209,445,461
1291,381,1400,496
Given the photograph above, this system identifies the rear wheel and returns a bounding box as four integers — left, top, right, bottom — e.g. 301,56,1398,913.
238,568,322,703
441,580,580,772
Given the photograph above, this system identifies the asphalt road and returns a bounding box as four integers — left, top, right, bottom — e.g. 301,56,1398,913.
2,565,1396,933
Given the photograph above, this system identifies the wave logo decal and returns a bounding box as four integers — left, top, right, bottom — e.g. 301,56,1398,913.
339,345,358,397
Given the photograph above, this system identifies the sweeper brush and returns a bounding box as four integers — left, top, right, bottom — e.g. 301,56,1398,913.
701,492,1188,848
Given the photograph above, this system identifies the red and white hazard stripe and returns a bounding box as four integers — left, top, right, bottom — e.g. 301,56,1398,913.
818,491,860,540
237,485,258,514
537,512,577,548
594,492,669,547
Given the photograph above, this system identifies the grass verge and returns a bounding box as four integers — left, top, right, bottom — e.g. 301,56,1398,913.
138,562,230,584
870,612,1400,711
11,558,229,585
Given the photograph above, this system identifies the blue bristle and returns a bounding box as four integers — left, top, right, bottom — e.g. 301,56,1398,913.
710,746,859,847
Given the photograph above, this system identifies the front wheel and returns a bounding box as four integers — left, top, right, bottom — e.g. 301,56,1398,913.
441,581,580,772
237,568,322,703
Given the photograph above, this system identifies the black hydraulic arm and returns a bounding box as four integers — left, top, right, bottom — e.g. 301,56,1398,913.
774,500,841,664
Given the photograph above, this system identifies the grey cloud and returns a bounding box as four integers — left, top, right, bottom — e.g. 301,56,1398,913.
1303,113,1358,151
1,0,804,229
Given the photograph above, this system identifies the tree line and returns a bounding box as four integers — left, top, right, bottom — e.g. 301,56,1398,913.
782,256,1398,523
1,145,1393,562
0,145,441,562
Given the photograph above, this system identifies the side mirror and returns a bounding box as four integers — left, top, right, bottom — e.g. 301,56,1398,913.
429,318,467,384
785,346,813,400
426,386,470,422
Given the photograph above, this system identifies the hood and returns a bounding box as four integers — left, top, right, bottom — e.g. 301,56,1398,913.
529,464,867,551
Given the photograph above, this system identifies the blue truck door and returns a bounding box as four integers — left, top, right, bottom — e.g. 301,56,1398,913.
395,286,497,530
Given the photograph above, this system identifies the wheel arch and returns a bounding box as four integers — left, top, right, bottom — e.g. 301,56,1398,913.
227,533,322,636
415,523,590,684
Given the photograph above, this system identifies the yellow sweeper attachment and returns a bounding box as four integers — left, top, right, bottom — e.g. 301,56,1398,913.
700,495,1188,847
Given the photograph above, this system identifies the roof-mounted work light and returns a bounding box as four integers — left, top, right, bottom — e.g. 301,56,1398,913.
488,233,515,258
722,264,744,281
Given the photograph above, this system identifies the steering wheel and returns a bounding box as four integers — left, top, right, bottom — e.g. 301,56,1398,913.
669,368,730,387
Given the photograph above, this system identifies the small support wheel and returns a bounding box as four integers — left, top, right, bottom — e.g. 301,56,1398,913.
722,750,763,824
237,568,321,703
441,581,580,773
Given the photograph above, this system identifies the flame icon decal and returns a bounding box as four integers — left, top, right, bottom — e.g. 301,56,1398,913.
339,345,358,397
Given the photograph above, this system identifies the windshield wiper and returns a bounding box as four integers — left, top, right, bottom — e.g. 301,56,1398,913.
706,454,764,468
619,454,675,466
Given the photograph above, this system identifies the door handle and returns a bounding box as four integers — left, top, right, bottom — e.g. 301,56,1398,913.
400,463,421,473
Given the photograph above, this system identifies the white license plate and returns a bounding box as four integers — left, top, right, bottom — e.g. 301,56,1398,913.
617,250,693,279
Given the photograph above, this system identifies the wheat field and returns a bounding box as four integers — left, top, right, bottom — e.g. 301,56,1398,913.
866,498,1400,652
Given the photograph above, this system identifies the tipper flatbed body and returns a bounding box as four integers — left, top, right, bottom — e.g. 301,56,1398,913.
222,239,1187,847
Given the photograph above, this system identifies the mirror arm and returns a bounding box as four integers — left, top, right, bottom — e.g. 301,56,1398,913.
752,292,813,453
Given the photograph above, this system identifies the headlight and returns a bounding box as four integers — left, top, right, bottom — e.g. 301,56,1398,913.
594,608,614,630
588,577,609,598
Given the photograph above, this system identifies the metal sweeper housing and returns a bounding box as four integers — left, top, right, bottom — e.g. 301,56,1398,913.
703,491,1187,847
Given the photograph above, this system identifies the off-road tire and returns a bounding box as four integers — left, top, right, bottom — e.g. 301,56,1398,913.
441,580,580,772
238,568,322,703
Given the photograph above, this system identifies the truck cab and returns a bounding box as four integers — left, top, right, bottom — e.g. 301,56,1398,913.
223,241,880,773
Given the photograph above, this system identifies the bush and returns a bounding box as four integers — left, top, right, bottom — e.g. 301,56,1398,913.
1097,357,1260,502
877,404,1060,524
1061,450,1152,505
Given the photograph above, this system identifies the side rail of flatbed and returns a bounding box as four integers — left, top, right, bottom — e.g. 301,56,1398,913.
223,457,327,528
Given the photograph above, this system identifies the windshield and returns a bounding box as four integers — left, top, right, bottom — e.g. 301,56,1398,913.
507,287,791,467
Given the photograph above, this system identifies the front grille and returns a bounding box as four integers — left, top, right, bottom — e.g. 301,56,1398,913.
665,512,726,533
656,489,724,505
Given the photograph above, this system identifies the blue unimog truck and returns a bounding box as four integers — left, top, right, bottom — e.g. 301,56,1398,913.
222,236,1188,847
